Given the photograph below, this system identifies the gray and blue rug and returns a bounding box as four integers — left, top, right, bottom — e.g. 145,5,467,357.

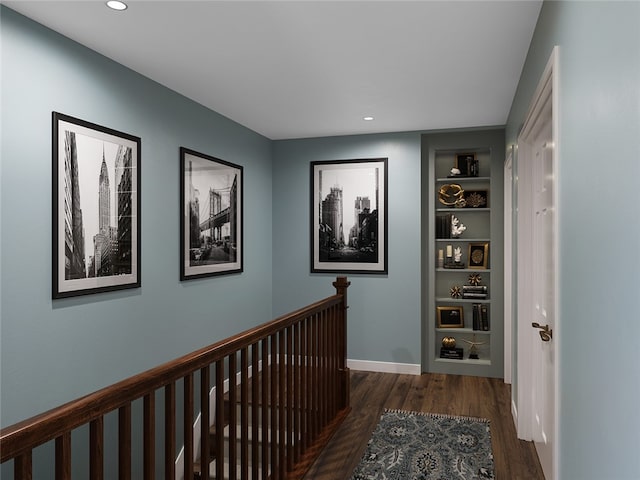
350,409,495,480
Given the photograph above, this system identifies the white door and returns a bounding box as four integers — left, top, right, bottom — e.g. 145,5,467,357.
516,47,559,480
530,107,555,475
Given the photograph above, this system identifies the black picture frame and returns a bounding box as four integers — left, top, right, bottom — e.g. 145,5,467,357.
437,306,465,328
310,158,388,274
468,242,489,269
52,112,141,299
180,147,243,280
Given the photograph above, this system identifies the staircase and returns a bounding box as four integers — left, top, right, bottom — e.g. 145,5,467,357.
1,277,351,480
193,401,268,480
191,366,309,480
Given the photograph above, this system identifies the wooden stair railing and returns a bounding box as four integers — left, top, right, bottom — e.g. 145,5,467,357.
1,276,351,480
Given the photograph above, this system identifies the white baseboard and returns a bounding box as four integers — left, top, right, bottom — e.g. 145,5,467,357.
347,359,421,375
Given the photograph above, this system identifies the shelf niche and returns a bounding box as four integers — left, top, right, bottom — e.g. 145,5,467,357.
421,129,505,378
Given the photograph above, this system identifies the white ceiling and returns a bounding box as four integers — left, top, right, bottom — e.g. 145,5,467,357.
3,0,542,140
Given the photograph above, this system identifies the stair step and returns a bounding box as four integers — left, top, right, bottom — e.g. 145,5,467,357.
191,365,317,479
193,458,265,480
194,426,266,468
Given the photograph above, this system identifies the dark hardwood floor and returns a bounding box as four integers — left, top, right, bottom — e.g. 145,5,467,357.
303,371,544,479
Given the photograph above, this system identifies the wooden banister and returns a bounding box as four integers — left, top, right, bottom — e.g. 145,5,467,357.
1,277,350,480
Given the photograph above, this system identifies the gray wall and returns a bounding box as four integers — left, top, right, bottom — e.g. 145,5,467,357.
1,5,273,430
506,1,640,478
272,133,422,365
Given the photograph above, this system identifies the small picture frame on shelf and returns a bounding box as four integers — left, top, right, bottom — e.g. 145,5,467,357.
437,306,464,328
468,242,489,269
455,153,479,177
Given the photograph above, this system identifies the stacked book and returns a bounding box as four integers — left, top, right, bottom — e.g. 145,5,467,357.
440,347,464,360
472,303,490,331
462,285,488,299
435,213,453,239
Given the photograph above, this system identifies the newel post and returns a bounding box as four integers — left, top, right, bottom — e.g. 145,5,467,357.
333,276,351,410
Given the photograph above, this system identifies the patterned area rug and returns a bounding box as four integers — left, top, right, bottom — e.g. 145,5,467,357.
350,409,495,480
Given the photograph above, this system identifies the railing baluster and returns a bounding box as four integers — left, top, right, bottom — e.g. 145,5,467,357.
90,416,104,480
55,432,71,480
303,316,311,452
270,334,278,479
14,451,32,480
200,366,210,480
119,404,132,480
241,347,249,480
300,317,307,454
286,325,294,472
251,342,259,480
261,338,269,480
335,304,340,412
215,359,225,480
229,353,238,480
319,310,326,429
335,275,351,409
278,329,286,479
184,373,194,480
326,308,332,424
335,304,341,413
312,313,319,440
144,393,155,480
329,308,337,418
325,307,331,421
293,321,300,464
164,384,176,480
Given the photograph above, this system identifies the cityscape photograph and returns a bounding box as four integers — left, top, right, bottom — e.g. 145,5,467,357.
184,152,240,271
316,163,381,264
63,129,134,282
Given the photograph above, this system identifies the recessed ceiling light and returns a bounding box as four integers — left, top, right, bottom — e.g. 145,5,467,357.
363,116,374,121
106,1,128,11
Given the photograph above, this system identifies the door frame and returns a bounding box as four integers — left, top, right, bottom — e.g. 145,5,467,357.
515,46,560,480
503,148,513,385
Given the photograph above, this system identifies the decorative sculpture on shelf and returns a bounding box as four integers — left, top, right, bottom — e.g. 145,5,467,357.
462,336,486,360
454,247,463,264
468,273,482,286
438,184,466,208
442,336,457,348
466,191,487,208
451,215,466,238
450,285,462,299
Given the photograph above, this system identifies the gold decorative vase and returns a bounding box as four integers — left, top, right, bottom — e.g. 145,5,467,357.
441,336,456,348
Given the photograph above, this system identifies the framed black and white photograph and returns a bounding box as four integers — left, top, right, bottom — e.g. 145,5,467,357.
52,112,141,299
311,158,388,274
180,147,243,280
437,306,464,328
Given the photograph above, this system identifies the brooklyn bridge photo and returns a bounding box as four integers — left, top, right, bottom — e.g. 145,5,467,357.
181,148,243,279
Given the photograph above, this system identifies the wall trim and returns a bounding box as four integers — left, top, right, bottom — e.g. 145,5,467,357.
347,359,421,375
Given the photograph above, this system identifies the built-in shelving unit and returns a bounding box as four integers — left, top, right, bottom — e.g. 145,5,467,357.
421,130,505,378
